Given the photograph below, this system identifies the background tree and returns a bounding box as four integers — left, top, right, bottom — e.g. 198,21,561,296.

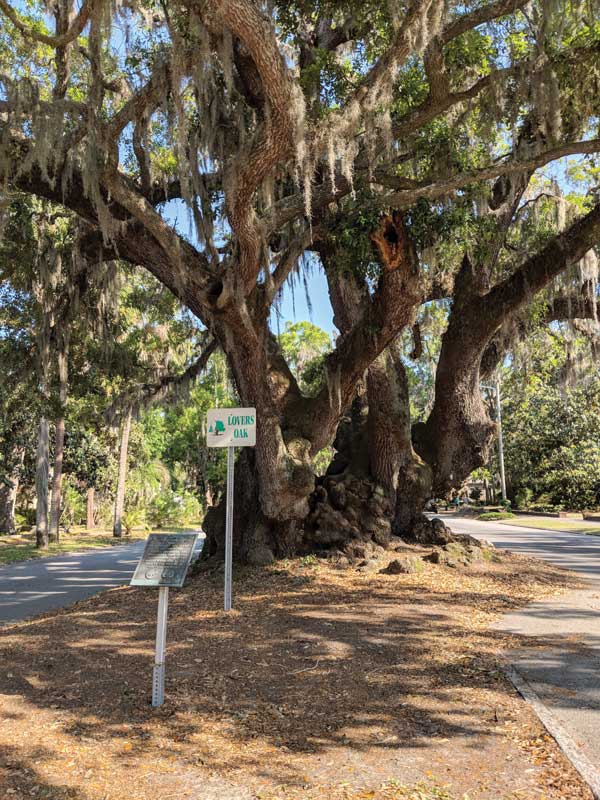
501,329,600,511
0,198,217,539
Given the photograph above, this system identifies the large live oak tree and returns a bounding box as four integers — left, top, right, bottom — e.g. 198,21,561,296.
1,0,600,560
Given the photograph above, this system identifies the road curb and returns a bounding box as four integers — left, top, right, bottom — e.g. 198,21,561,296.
504,664,600,799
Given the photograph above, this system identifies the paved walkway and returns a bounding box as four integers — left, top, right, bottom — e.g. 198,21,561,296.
439,514,600,781
0,541,146,626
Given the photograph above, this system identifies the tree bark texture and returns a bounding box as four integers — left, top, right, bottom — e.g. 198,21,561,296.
49,416,65,541
86,487,96,530
35,417,50,549
0,479,17,534
414,257,500,495
49,345,68,542
203,448,302,564
307,345,452,551
113,407,132,538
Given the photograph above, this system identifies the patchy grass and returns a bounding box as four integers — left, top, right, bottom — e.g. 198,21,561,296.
496,516,600,536
0,525,201,566
0,545,589,800
477,511,516,521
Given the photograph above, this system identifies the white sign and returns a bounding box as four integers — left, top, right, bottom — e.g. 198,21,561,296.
207,407,256,447
206,407,256,611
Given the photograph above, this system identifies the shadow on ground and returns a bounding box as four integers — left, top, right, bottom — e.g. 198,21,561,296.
0,553,588,799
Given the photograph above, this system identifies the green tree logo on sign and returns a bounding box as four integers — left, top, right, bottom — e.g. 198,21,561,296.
209,420,226,435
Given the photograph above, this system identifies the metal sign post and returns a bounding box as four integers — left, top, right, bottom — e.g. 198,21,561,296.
130,532,198,707
206,408,256,611
224,445,235,611
153,586,169,707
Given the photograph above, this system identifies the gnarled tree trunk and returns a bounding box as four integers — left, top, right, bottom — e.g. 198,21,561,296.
204,212,429,562
304,211,450,553
203,448,304,564
308,344,449,552
202,312,316,562
414,257,502,497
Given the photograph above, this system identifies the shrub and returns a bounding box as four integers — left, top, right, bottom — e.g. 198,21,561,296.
537,442,600,511
148,489,201,529
528,493,560,514
478,511,516,521
14,512,29,531
515,488,533,510
17,507,36,527
61,480,86,530
122,508,147,535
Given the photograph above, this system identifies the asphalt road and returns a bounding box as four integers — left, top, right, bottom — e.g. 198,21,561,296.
0,541,146,626
439,513,600,781
439,513,600,584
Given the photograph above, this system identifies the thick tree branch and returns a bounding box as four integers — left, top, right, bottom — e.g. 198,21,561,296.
380,139,600,207
197,0,298,291
105,337,218,421
418,204,600,493
486,207,600,326
0,0,93,47
106,59,174,140
101,169,206,278
546,293,598,322
480,290,599,378
306,213,424,451
4,134,215,319
442,0,529,44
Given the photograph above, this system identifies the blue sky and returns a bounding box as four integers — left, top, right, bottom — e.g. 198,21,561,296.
161,199,336,336
272,266,334,336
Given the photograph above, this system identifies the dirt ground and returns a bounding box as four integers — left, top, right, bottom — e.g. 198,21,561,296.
0,543,591,800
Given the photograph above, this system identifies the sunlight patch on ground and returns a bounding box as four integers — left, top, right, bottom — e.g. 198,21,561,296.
498,517,600,536
0,525,203,566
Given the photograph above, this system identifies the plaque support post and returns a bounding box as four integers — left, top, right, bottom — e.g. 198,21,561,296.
152,586,169,707
224,445,234,611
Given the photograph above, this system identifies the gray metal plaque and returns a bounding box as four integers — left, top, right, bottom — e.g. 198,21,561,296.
130,533,198,588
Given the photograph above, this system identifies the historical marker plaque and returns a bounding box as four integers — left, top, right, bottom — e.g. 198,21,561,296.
130,533,198,588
